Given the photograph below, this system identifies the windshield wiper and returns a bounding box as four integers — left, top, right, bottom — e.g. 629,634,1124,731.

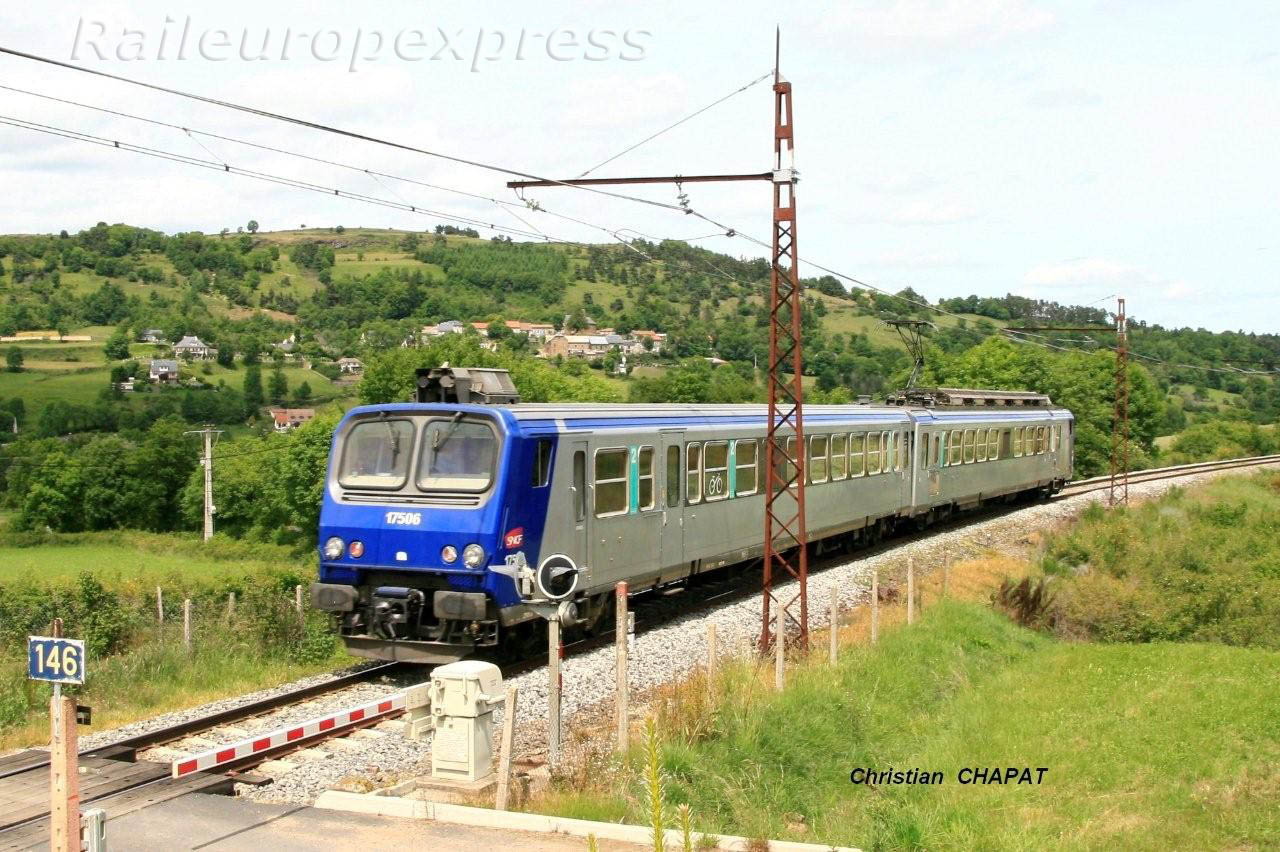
432,412,466,454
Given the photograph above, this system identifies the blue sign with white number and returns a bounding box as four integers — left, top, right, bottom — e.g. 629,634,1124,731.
27,636,86,685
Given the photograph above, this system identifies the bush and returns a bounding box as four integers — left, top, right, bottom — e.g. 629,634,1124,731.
1044,473,1280,648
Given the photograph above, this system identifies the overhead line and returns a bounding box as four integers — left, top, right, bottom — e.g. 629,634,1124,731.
0,45,687,213
577,70,773,177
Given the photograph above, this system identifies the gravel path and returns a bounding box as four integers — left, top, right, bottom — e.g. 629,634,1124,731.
70,462,1278,805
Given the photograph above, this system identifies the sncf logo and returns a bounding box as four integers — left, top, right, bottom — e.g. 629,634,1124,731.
504,527,524,549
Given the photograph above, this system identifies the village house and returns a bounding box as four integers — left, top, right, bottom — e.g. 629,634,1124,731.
336,357,364,374
269,407,317,432
149,359,179,383
542,333,612,359
140,328,166,343
172,335,217,360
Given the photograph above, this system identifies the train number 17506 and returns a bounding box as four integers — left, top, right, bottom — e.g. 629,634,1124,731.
384,511,423,526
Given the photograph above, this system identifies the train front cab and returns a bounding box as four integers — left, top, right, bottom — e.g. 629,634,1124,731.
310,404,535,663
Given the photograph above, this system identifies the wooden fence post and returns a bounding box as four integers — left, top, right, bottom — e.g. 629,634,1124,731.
907,557,915,625
294,585,303,620
495,685,519,811
156,586,164,631
226,591,236,621
871,569,879,644
615,582,628,752
829,585,839,664
182,599,191,651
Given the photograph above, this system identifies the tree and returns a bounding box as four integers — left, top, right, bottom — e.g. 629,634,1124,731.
103,329,131,361
247,220,259,234
5,347,22,372
243,364,264,415
269,364,288,402
295,380,312,403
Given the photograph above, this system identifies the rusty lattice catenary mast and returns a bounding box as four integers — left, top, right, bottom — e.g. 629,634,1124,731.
507,32,810,652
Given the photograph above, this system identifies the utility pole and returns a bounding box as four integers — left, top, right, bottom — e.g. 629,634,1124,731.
1111,298,1129,507
508,30,809,652
1003,295,1131,507
184,426,223,541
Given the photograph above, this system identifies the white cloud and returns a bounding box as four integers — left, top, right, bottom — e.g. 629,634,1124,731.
818,0,1055,56
1022,257,1199,302
1025,88,1102,108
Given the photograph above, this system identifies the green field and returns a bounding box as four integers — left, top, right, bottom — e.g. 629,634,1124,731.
540,602,1280,850
0,530,308,585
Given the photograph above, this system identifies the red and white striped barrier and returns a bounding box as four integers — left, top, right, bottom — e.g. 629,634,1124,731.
171,692,408,777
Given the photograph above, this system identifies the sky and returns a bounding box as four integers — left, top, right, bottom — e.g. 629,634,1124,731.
0,1,1276,332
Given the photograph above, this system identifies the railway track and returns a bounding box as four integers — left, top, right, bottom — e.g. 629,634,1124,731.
5,451,1274,840
1059,453,1280,499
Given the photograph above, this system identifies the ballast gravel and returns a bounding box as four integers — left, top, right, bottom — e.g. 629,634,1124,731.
78,463,1278,805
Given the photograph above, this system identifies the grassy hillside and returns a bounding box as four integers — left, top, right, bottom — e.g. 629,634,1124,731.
540,602,1279,850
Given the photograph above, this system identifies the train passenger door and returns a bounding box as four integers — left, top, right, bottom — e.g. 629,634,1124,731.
659,431,685,573
568,440,589,577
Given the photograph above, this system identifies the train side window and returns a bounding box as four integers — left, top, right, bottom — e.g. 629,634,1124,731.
1040,426,1049,454
932,434,941,467
830,433,848,480
896,432,906,472
704,441,730,501
686,443,702,504
810,435,829,483
977,430,987,462
637,447,655,511
949,430,962,466
531,439,553,487
867,432,882,474
594,449,629,518
1000,429,1012,459
1013,427,1024,457
963,429,975,464
1051,425,1061,452
851,433,866,476
785,436,798,483
665,445,680,507
573,450,586,522
988,428,1000,461
735,439,758,495
919,433,929,469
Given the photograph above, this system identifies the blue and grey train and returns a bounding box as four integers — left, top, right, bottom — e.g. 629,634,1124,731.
310,369,1073,662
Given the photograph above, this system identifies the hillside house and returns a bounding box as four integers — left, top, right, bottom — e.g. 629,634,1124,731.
173,335,216,360
149,359,179,383
269,408,317,432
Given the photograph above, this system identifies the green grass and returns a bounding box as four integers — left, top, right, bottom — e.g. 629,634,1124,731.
539,602,1280,850
0,531,305,584
1044,472,1280,648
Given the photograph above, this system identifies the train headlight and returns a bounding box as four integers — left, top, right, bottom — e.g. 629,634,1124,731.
322,536,344,560
441,545,458,564
463,544,486,568
348,540,365,559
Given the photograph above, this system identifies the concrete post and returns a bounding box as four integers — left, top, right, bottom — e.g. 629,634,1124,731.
495,685,519,811
548,617,562,766
907,557,915,625
829,585,839,665
774,610,784,691
706,620,717,700
615,582,628,752
182,599,191,651
871,569,879,644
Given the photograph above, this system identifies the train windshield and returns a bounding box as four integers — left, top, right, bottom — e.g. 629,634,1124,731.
339,420,414,489
418,418,498,492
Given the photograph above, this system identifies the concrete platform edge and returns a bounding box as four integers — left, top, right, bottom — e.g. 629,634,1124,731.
313,790,861,851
